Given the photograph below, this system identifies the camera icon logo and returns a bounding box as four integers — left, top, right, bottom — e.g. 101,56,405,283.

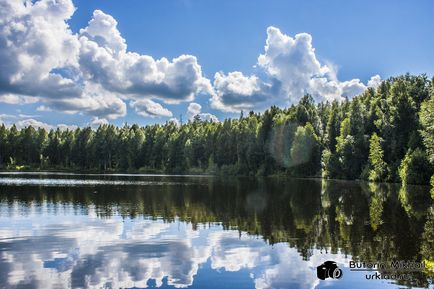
316,261,343,280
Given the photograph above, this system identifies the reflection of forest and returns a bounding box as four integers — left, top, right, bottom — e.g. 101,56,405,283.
0,177,432,287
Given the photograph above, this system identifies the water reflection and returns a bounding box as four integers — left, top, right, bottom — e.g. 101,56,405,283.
0,174,432,289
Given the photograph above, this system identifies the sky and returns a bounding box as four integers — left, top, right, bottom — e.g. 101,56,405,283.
0,0,433,129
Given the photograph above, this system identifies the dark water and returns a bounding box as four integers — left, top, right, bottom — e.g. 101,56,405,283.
0,173,432,289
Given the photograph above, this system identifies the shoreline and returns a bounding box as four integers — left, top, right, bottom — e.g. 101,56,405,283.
0,169,431,188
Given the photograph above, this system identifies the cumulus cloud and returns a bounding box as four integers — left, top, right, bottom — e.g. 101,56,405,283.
78,10,212,104
0,1,381,121
186,103,201,119
0,0,80,96
212,72,272,112
196,112,218,122
186,102,218,122
211,26,381,112
168,117,180,126
0,0,126,119
88,116,108,128
57,123,78,131
79,9,126,55
1,116,76,131
15,118,53,130
367,74,382,89
0,114,47,129
130,99,173,118
0,1,211,121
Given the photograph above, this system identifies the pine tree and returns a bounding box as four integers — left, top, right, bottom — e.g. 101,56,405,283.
368,133,387,182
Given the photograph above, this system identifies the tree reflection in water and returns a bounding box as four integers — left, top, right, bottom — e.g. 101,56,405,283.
0,175,432,288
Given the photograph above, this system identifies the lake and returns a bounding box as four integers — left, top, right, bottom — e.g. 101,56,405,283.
0,173,432,289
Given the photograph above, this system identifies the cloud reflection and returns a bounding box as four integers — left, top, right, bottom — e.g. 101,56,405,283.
0,203,359,289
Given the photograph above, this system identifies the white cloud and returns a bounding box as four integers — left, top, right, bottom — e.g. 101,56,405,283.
0,0,127,119
257,27,372,101
196,112,219,122
211,26,381,112
0,113,15,124
186,103,202,119
77,10,212,105
130,99,173,118
0,1,211,120
212,72,270,112
367,74,382,89
77,83,127,119
36,105,52,112
186,102,218,122
0,94,39,104
88,116,108,128
0,1,381,120
15,118,53,130
168,118,180,126
0,113,15,118
57,124,78,131
79,9,126,55
0,0,80,96
0,207,373,289
258,28,328,99
4,117,77,131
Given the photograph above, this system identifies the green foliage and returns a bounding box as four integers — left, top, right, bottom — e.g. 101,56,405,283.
0,74,432,184
431,175,434,199
289,123,320,176
368,133,387,182
399,149,434,185
420,86,434,164
337,135,358,179
336,117,351,150
334,117,360,179
321,149,340,179
325,102,340,152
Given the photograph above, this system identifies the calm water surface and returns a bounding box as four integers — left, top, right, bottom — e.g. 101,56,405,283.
0,173,432,289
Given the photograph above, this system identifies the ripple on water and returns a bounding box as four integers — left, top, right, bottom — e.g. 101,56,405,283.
0,178,194,186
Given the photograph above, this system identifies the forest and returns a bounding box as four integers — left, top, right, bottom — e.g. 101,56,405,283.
1,74,434,186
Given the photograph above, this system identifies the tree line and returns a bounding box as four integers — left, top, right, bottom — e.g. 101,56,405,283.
1,74,434,186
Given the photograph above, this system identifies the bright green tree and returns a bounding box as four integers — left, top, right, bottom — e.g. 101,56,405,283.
420,88,434,164
368,133,387,182
290,122,320,176
399,148,433,185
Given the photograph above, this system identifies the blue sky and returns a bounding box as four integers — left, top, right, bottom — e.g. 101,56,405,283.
0,0,433,129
